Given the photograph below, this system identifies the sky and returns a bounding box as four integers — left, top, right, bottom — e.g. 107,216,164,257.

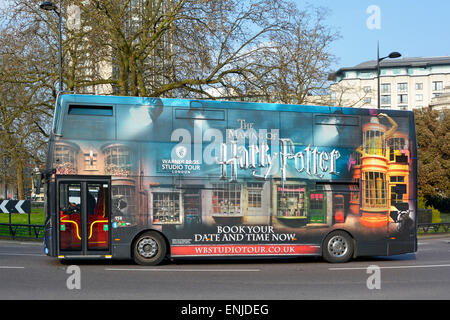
1,0,449,72
296,0,450,71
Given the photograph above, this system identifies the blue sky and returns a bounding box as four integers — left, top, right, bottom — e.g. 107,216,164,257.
296,0,450,71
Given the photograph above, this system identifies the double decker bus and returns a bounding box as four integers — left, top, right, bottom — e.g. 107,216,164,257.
40,94,418,265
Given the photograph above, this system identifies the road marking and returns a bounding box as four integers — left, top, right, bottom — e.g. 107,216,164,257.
329,264,450,271
0,241,41,246
105,268,260,272
0,266,25,269
20,243,42,246
0,253,44,257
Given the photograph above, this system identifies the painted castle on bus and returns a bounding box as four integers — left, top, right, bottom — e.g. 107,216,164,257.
50,96,416,244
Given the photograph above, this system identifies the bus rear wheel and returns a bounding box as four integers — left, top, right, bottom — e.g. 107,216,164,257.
322,231,354,263
133,231,167,266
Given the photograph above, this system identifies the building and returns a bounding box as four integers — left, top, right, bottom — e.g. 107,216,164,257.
429,85,450,111
328,56,450,110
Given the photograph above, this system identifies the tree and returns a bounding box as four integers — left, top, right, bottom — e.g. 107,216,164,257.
414,108,450,199
66,0,298,98
8,0,333,100
0,5,53,199
4,0,339,100
262,6,339,104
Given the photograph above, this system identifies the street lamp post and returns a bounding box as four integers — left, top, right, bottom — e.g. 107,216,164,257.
377,42,401,109
40,1,63,93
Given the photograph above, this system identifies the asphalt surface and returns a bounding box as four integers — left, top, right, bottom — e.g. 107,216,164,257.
0,235,449,300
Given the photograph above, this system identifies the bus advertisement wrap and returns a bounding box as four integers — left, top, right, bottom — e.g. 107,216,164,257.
43,95,417,264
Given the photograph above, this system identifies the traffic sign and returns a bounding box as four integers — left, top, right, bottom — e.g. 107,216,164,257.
0,200,31,214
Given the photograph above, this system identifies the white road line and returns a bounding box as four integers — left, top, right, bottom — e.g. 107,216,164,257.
0,253,44,257
329,264,450,271
0,266,25,269
0,241,41,246
105,268,260,272
20,242,42,246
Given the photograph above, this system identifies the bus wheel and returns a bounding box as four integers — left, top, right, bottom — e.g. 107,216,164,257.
133,231,167,266
322,231,354,263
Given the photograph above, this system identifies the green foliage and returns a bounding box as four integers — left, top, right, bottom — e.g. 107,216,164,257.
414,109,450,199
418,196,441,223
417,196,442,223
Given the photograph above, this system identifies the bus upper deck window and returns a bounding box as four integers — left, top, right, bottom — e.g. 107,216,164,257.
68,105,113,116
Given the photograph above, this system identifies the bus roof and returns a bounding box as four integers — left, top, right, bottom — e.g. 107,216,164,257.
57,93,414,117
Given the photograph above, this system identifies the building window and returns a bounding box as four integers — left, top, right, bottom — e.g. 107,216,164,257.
415,94,423,102
54,144,78,174
364,97,371,104
277,185,306,217
84,151,97,170
390,176,405,183
432,81,443,91
364,129,386,156
212,183,241,215
247,183,263,208
415,83,423,90
310,193,324,210
397,83,408,91
112,184,136,224
363,172,387,208
398,94,408,104
363,86,372,93
388,137,406,161
350,178,360,203
380,83,391,93
381,95,391,105
330,92,336,105
152,192,181,224
390,176,407,205
103,145,133,176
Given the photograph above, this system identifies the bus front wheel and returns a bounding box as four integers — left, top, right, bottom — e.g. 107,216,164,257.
133,231,167,266
322,231,354,263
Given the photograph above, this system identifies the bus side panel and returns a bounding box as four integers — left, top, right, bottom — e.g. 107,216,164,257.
46,95,418,260
387,112,418,255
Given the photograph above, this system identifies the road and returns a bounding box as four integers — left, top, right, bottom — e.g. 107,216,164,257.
0,236,449,300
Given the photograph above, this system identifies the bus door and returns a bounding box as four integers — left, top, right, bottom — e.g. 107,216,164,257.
57,177,111,255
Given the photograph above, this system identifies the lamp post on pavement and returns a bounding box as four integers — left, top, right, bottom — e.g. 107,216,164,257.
377,43,401,109
40,1,63,93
